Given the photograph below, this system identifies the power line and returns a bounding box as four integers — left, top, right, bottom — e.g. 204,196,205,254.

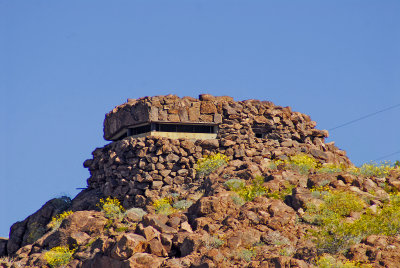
372,150,400,162
329,103,400,131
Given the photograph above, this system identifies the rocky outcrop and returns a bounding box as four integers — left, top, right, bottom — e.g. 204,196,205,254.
347,235,400,268
7,196,72,255
0,238,7,257
86,95,350,212
3,94,400,268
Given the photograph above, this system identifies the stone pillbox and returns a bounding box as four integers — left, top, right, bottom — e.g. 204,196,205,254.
104,94,329,142
104,94,233,141
83,93,351,207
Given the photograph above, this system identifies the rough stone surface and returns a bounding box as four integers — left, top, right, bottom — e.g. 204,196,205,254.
5,94,400,268
111,234,147,260
0,238,7,257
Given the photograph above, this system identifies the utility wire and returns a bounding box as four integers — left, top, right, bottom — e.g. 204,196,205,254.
329,103,400,131
372,150,400,162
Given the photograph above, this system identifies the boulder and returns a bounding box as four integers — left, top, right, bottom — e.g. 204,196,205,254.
124,253,164,268
111,234,147,260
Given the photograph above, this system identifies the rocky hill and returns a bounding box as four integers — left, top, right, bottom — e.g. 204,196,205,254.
1,94,400,268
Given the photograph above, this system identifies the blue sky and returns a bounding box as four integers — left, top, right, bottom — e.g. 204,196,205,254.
1,1,399,238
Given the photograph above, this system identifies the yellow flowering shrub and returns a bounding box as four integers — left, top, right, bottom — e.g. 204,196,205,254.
270,153,319,175
48,211,73,230
310,185,331,199
225,176,266,202
351,193,400,236
271,154,399,178
153,197,175,215
265,183,295,200
317,163,346,174
315,255,372,268
225,177,294,202
350,161,398,178
305,190,400,254
196,153,229,178
97,197,125,219
44,246,75,268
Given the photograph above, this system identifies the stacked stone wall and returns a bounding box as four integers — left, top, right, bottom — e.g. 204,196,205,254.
104,94,231,140
87,95,351,209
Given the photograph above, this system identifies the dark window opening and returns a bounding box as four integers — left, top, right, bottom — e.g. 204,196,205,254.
128,124,151,136
156,124,176,132
155,123,214,134
253,125,270,139
120,132,128,139
127,123,216,138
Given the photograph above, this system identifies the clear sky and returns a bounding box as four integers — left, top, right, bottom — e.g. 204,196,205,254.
1,1,399,238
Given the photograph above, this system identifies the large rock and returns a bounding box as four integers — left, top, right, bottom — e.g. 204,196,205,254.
82,255,125,268
111,234,147,260
200,139,219,149
124,253,164,268
7,196,72,255
0,237,7,257
347,235,400,267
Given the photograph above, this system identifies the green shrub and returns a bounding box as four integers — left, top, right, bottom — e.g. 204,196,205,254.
44,246,75,268
238,248,256,262
245,176,267,201
115,226,129,232
224,179,246,191
48,211,73,230
288,153,320,174
228,176,266,202
350,193,400,237
97,197,125,219
196,153,229,178
304,190,366,253
271,155,399,178
265,184,295,200
173,200,193,210
205,235,225,249
230,193,246,206
379,182,399,194
225,177,293,202
153,197,175,215
305,191,400,254
271,154,319,174
310,185,331,199
315,255,372,268
349,161,398,178
322,191,365,217
317,163,345,174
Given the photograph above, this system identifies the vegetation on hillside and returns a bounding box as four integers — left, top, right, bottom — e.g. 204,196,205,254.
5,150,400,267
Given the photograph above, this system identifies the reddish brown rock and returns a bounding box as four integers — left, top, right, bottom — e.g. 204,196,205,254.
9,94,381,268
111,234,147,260
125,253,164,268
200,101,217,114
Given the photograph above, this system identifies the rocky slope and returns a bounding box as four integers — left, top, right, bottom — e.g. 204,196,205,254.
2,95,400,268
